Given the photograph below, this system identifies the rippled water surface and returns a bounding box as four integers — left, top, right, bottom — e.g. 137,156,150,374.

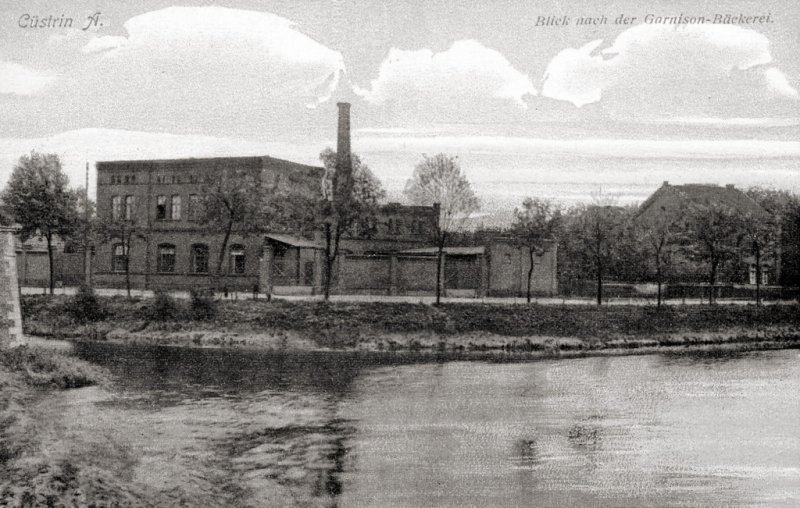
70,345,800,507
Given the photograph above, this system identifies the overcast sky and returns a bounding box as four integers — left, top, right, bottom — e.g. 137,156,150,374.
1,0,798,210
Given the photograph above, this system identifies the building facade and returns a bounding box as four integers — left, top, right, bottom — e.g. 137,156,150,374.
94,155,324,291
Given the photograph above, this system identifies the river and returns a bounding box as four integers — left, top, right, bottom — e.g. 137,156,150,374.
54,344,799,507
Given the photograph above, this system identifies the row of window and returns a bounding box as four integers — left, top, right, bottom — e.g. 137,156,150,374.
111,243,246,274
110,175,136,185
110,194,204,222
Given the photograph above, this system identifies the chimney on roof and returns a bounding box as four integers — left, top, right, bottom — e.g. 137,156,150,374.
725,184,735,190
662,181,669,187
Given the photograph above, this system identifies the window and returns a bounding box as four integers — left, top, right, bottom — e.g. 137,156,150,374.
157,244,176,273
230,245,246,274
111,196,121,220
124,196,135,220
112,244,127,272
171,195,181,220
191,244,209,273
156,195,167,219
188,194,202,221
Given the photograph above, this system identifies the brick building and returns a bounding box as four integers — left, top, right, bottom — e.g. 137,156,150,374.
94,154,324,291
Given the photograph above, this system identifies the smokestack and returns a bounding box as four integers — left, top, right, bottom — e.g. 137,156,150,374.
335,102,353,197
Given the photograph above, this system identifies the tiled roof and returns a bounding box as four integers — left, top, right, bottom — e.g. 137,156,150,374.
639,183,770,219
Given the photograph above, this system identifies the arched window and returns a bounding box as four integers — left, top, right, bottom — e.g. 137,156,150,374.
112,243,127,272
191,244,209,274
230,245,246,274
157,244,176,273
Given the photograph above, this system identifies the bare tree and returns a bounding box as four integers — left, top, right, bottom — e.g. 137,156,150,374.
1,151,79,294
511,198,562,303
96,196,144,299
404,154,479,304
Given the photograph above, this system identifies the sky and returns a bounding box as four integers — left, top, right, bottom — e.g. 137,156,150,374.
1,0,798,221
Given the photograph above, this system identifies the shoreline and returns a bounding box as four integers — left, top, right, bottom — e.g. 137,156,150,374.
21,295,800,360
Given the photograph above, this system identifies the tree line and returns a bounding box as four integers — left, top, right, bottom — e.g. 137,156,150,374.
3,150,797,306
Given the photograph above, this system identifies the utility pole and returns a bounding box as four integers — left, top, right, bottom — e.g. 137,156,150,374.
83,160,92,287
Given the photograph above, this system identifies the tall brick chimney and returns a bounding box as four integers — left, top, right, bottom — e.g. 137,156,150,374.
334,102,353,197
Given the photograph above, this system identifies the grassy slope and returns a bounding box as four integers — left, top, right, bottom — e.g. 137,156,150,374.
21,295,800,351
0,346,161,506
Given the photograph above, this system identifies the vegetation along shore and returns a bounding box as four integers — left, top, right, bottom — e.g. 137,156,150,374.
21,290,800,356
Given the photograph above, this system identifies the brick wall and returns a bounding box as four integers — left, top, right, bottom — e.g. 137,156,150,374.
0,228,23,347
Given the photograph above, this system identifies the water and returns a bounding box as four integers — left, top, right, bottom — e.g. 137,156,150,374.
63,344,800,506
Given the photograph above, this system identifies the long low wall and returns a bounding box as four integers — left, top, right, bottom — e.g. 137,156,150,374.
1,228,23,347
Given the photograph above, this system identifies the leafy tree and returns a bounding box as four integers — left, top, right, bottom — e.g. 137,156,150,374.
565,204,626,305
404,153,479,304
746,187,800,295
511,198,562,303
684,203,744,304
1,152,79,294
199,167,275,290
96,194,145,298
634,211,683,308
740,211,777,306
318,148,385,300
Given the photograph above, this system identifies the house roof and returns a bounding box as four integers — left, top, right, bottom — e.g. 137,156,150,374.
637,183,770,220
396,246,486,256
265,233,323,249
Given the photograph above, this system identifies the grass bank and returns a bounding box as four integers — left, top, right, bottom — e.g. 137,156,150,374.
0,345,160,506
21,295,800,355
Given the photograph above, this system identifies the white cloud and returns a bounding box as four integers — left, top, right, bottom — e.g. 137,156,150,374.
764,67,798,97
542,24,798,116
356,40,536,110
76,6,344,108
0,61,54,95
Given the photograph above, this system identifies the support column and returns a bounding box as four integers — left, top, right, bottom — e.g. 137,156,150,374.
0,227,23,348
312,249,323,295
260,243,274,300
389,255,398,296
478,253,488,298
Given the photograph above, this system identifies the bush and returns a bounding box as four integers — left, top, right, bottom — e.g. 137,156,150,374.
189,288,217,320
148,291,178,321
65,286,107,323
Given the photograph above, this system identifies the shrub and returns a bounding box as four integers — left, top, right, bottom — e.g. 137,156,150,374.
65,286,107,323
189,288,217,320
148,291,178,321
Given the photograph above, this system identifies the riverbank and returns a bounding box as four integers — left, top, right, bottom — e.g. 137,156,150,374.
0,345,154,505
21,295,800,356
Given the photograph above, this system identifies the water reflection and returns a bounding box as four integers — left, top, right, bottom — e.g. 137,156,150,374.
69,344,800,507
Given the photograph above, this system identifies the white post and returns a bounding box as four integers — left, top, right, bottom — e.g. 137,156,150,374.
0,227,24,347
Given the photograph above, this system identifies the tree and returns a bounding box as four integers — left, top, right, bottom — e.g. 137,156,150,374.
746,187,800,297
511,198,562,303
1,152,79,294
635,211,682,308
404,153,479,304
684,203,744,304
569,204,626,305
96,195,144,298
199,167,271,290
318,148,385,300
740,211,777,306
